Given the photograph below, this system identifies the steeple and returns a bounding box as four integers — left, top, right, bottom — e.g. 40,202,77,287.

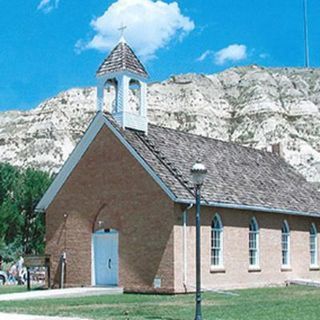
96,41,148,78
96,36,149,133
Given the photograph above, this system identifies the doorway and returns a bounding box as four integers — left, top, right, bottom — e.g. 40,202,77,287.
92,229,119,286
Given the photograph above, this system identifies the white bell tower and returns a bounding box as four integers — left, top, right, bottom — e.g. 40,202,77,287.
96,35,149,134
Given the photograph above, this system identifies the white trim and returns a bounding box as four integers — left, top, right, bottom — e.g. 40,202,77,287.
36,113,105,212
91,235,96,286
176,198,320,218
97,70,148,83
281,220,291,268
211,213,224,268
36,113,176,212
182,204,193,291
249,217,260,268
310,223,318,268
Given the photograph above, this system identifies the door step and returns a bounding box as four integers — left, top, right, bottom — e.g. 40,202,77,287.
286,279,320,287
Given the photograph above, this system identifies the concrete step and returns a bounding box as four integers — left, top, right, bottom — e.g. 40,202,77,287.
286,279,320,288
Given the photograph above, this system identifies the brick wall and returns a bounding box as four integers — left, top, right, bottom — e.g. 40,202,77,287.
45,123,320,293
46,126,175,292
174,205,320,292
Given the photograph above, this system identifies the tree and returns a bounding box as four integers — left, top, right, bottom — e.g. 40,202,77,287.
0,163,52,261
19,168,52,254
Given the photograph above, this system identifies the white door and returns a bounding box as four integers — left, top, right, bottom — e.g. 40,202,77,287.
93,230,118,286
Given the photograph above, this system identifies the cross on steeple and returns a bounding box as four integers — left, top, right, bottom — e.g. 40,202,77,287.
96,29,149,133
118,23,127,38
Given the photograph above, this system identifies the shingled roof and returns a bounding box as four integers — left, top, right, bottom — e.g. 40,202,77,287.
104,113,320,216
96,40,148,78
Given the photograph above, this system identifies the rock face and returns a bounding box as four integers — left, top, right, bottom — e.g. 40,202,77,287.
0,65,320,188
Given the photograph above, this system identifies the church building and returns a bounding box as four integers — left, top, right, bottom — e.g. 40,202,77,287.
36,37,320,293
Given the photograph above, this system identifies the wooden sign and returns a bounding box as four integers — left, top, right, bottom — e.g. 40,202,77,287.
24,255,50,268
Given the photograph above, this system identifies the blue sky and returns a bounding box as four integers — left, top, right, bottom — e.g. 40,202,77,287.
1,0,319,111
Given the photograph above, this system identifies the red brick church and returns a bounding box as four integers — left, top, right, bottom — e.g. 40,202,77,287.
36,37,320,293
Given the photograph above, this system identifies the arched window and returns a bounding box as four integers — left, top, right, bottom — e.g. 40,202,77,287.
211,214,223,267
104,78,118,113
249,217,259,267
310,223,318,267
128,79,141,114
281,220,290,267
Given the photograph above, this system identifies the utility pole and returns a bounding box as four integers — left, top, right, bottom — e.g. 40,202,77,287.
303,0,310,67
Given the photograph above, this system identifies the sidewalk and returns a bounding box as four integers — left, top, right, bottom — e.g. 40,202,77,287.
0,314,89,320
0,287,123,301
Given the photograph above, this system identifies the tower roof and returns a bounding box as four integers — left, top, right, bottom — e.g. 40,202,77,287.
96,40,148,78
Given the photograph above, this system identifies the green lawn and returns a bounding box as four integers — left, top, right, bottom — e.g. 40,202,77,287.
0,285,29,295
0,286,319,320
0,285,45,295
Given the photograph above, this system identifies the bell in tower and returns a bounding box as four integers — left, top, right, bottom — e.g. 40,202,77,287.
96,35,149,134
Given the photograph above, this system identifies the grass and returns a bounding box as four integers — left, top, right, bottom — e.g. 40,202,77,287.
0,285,29,295
0,284,45,295
0,286,320,319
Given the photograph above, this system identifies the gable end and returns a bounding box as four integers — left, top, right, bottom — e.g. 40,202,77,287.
35,113,177,212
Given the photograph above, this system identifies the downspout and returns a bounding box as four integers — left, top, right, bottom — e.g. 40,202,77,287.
183,203,193,293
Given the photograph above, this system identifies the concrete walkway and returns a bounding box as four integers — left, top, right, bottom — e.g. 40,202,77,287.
0,287,123,301
0,313,90,320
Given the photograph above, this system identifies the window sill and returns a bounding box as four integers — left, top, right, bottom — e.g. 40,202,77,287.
210,266,226,273
248,266,261,273
310,266,320,271
281,266,292,272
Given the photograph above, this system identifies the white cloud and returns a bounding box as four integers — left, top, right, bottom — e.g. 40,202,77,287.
37,0,60,14
196,50,213,62
259,53,269,59
214,44,247,65
78,0,195,60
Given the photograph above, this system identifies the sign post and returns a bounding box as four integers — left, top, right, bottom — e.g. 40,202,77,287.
24,255,51,290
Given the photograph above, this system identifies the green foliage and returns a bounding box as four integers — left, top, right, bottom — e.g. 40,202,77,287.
0,163,52,263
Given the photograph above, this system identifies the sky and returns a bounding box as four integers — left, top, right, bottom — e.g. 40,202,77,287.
0,0,319,111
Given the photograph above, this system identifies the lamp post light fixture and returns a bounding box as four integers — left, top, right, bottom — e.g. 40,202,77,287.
190,160,207,320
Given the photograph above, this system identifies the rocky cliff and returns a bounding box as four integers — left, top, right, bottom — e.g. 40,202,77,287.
0,65,319,188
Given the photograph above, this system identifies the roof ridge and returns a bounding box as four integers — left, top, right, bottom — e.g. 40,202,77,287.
122,42,127,70
123,42,148,76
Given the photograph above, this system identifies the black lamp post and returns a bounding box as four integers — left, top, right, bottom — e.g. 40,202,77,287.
191,160,207,320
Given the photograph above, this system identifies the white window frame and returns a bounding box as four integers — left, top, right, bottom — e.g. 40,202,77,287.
249,217,260,268
281,220,290,268
211,214,223,268
310,223,318,268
